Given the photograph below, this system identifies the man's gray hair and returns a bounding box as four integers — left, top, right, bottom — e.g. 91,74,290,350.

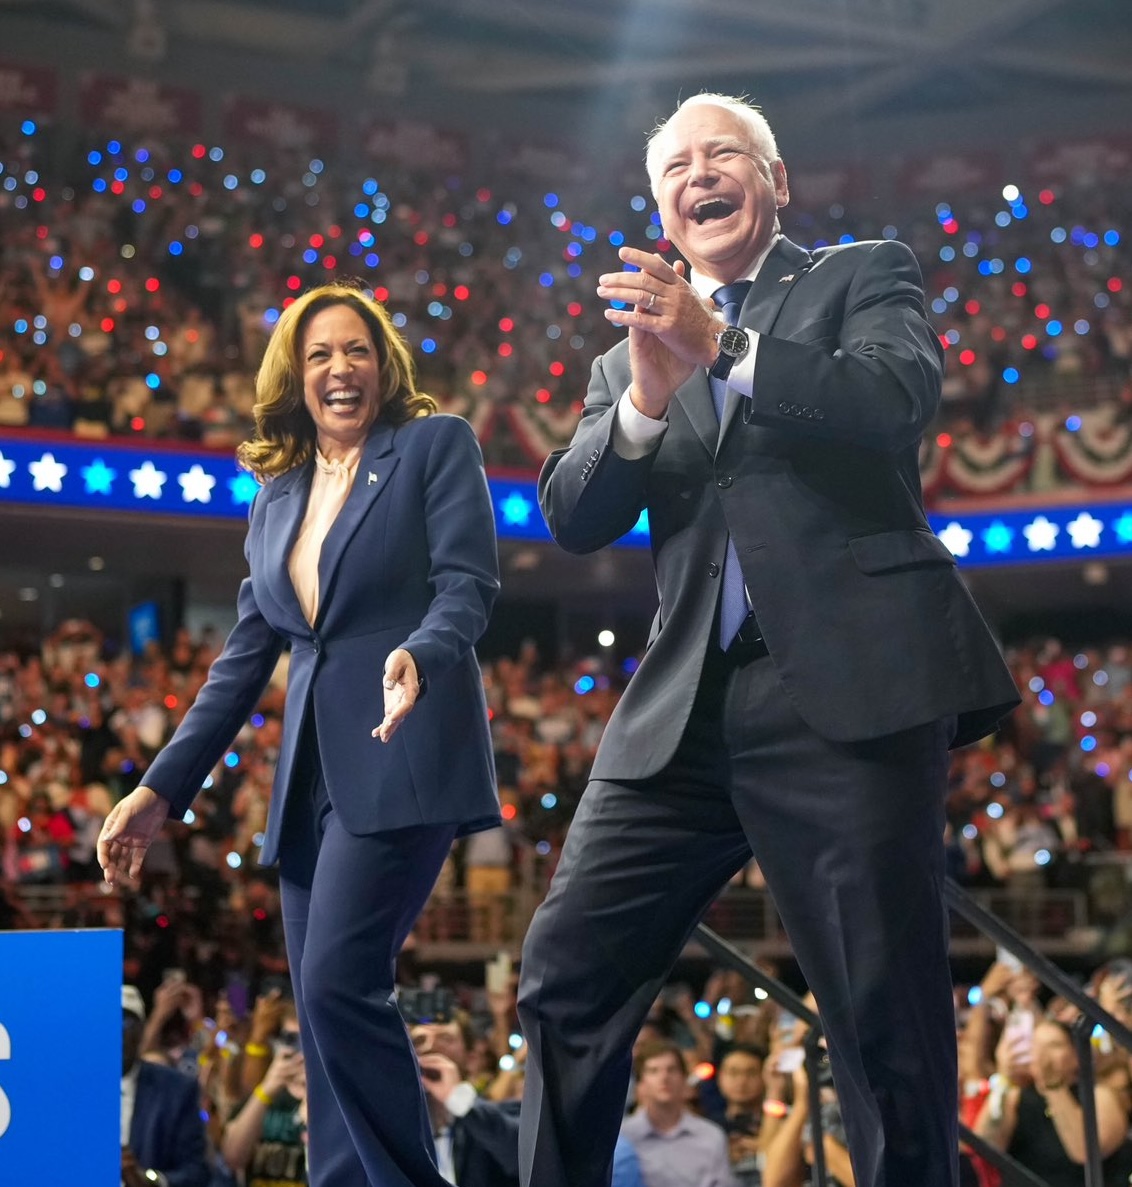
645,94,779,198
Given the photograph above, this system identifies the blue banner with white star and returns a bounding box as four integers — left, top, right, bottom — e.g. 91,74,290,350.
2,433,1131,564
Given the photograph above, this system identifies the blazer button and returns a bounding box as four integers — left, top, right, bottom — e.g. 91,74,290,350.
717,476,733,488
814,408,826,421
708,562,720,577
777,401,789,413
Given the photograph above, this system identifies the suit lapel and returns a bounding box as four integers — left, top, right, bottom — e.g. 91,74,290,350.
262,463,314,630
314,422,399,627
719,237,814,441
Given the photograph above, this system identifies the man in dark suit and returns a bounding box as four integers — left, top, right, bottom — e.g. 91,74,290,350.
121,986,210,1187
517,94,1019,1187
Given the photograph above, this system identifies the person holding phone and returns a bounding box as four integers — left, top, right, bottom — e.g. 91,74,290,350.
98,282,501,1187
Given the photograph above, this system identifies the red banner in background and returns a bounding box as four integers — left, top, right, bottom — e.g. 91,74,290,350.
78,74,201,136
1025,136,1132,184
224,97,338,151
895,151,1004,198
362,119,468,172
0,62,57,117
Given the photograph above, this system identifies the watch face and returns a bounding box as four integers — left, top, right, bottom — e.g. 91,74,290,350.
719,326,749,358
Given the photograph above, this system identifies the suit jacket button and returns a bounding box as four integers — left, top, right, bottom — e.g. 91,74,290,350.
777,401,789,413
814,408,826,421
708,562,720,578
716,476,733,488
802,405,813,418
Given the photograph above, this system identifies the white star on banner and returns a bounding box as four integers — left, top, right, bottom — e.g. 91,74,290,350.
1067,512,1103,549
130,460,167,499
1023,516,1059,552
0,451,15,488
178,464,216,504
938,521,973,558
28,452,67,492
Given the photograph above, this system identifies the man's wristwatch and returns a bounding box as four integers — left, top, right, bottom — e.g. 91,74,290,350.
709,324,751,381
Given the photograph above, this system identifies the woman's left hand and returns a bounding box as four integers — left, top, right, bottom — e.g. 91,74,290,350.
373,648,421,743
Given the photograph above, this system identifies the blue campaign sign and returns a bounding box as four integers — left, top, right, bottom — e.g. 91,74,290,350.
0,929,122,1187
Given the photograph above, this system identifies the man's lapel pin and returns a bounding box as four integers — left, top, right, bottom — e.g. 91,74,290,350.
367,471,378,485
779,273,795,284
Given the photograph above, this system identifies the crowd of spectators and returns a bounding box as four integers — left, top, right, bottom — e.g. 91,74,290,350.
0,119,1129,494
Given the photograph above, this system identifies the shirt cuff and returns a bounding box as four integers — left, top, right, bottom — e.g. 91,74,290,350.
724,331,760,397
613,389,667,459
445,1081,478,1117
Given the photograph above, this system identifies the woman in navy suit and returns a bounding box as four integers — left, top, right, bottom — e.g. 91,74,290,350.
99,282,501,1187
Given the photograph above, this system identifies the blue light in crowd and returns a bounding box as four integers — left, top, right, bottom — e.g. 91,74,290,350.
717,998,732,1016
983,521,1013,552
622,657,640,675
106,139,121,155
224,752,240,768
567,264,582,278
20,120,35,136
986,802,1004,819
1012,205,1029,219
421,338,437,354
995,212,1012,227
1047,320,1063,337
31,709,47,725
208,147,224,162
354,203,369,218
1081,735,1097,752
1003,367,1020,384
931,298,948,315
539,273,554,287
1065,415,1082,431
1034,849,1051,866
939,246,955,261
935,204,952,221
365,253,379,267
694,1001,712,1019
968,986,983,1005
168,169,183,183
135,148,149,163
226,852,242,869
1104,230,1120,246
84,672,100,688
1031,679,1048,696
264,308,280,325
145,373,161,390
535,841,552,856
14,319,27,333
650,211,662,226
1050,227,1067,243
609,231,625,246
1038,690,1055,706
543,193,558,208
1075,320,1091,335
93,178,108,193
630,195,647,212
362,178,378,195
977,260,993,276
303,248,318,264
1084,232,1099,249
497,210,513,226
574,675,596,695
168,241,183,256
1015,257,1031,274
88,150,102,165
251,714,265,728
132,199,146,214
989,771,1007,788
391,312,407,328
962,825,979,842
540,793,557,810
250,169,266,184
202,775,214,790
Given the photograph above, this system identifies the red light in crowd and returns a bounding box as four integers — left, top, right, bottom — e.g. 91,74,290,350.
110,180,125,195
498,343,513,357
549,361,565,376
309,233,324,248
145,277,160,292
191,144,206,159
107,279,122,293
567,302,583,317
938,334,950,350
959,349,976,366
186,329,200,343
499,318,514,332
189,182,203,197
501,803,518,821
487,708,494,720
287,275,301,291
253,908,267,921
1022,334,1038,350
32,187,45,202
476,187,492,203
536,389,552,404
328,225,342,239
942,219,958,234
413,230,429,246
965,300,980,315
1039,189,1055,205
1035,304,1050,319
693,1062,715,1081
442,213,457,228
164,695,178,709
0,351,5,363
149,185,163,200
571,401,584,415
35,225,48,239
432,283,447,296
1110,278,1124,293
283,297,296,308
936,433,953,448
323,255,337,269
658,238,671,252
113,298,127,313
130,416,145,431
100,317,115,332
1012,282,1028,297
374,287,389,302
991,327,1007,342
454,285,470,301
248,233,264,249
156,915,169,928
471,370,488,386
